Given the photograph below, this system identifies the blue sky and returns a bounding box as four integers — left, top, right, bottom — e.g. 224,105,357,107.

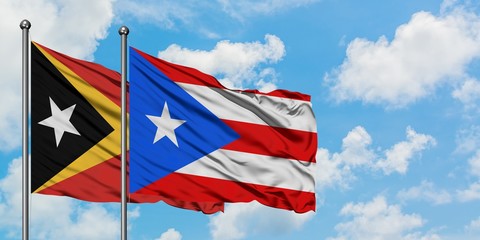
1,0,480,239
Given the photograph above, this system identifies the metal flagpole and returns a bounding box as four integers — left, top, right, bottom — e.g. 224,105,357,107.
20,19,31,240
119,25,129,240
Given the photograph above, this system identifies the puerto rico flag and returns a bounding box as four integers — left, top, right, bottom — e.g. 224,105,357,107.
129,47,317,213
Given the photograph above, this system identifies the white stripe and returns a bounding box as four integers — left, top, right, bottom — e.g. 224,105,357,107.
176,149,315,192
178,83,316,132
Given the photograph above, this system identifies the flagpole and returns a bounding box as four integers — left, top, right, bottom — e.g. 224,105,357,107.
119,25,129,240
20,19,31,240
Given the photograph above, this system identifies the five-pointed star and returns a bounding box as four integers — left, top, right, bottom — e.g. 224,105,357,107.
146,102,186,147
38,97,81,147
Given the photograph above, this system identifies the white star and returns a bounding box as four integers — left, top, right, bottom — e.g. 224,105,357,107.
38,97,81,147
146,102,186,147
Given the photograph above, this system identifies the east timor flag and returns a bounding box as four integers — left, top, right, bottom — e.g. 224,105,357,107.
31,42,223,213
31,41,122,200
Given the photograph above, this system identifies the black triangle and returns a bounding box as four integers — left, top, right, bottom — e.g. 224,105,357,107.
31,43,114,192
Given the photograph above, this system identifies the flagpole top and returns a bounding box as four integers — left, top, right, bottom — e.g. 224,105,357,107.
119,26,129,36
19,19,31,30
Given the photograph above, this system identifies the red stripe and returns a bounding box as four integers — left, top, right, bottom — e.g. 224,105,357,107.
34,42,123,107
236,89,311,101
132,47,311,101
135,172,316,213
222,120,317,162
37,156,223,214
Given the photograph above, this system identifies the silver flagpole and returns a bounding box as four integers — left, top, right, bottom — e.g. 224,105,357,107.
119,25,129,240
20,19,31,240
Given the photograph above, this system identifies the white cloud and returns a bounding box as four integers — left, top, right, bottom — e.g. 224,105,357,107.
375,127,436,175
457,182,480,202
7,0,115,60
315,148,354,190
315,126,435,190
115,0,195,29
452,78,480,111
128,206,141,219
456,147,480,202
397,180,452,205
0,158,23,231
468,150,480,177
315,126,375,190
435,216,480,240
465,217,480,233
455,125,480,154
158,34,285,91
117,0,318,29
339,126,376,167
403,232,442,240
0,0,115,151
115,0,319,39
155,228,182,240
217,0,319,21
35,202,119,240
0,158,120,239
440,0,460,13
328,196,431,240
326,7,480,108
208,202,314,240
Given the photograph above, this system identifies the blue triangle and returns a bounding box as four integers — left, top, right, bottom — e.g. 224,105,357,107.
129,49,240,193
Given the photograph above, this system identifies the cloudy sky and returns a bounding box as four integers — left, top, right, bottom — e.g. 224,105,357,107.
1,0,480,239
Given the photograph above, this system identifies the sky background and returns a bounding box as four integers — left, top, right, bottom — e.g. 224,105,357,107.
1,0,480,239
